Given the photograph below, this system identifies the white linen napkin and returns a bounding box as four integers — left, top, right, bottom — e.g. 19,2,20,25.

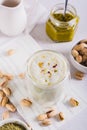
0,34,86,130
24,1,47,34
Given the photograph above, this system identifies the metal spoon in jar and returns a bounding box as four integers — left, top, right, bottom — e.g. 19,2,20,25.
64,0,68,16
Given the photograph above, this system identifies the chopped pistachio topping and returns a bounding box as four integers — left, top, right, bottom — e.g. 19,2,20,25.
38,62,44,68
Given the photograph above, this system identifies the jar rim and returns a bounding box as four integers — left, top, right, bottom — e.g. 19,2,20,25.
49,3,78,26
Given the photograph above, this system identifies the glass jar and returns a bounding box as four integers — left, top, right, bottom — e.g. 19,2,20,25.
26,50,70,107
46,3,79,42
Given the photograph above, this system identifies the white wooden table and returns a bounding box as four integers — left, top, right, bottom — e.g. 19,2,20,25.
0,0,87,130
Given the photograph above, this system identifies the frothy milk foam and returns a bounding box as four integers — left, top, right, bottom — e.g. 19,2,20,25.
27,51,68,88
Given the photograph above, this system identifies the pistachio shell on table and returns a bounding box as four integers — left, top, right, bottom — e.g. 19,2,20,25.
37,114,47,121
0,90,5,98
3,87,11,96
20,99,32,107
6,49,15,56
3,74,14,80
6,103,16,112
58,112,65,121
69,98,79,107
1,96,9,107
42,119,52,126
2,111,9,120
74,71,84,80
0,77,8,88
46,108,57,118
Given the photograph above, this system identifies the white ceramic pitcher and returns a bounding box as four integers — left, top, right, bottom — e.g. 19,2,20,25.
0,0,27,36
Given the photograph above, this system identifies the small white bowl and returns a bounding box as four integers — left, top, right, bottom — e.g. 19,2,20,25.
70,45,87,74
0,118,31,130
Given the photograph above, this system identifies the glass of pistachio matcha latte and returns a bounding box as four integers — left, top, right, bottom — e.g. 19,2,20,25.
27,50,70,107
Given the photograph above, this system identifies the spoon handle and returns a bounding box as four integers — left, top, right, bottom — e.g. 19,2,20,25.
64,0,68,16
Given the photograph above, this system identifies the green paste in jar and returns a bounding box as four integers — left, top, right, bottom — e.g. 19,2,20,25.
0,123,27,130
46,13,79,42
53,13,74,22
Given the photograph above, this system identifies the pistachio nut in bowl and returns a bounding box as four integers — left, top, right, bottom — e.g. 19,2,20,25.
0,118,31,130
70,39,87,73
27,50,70,107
